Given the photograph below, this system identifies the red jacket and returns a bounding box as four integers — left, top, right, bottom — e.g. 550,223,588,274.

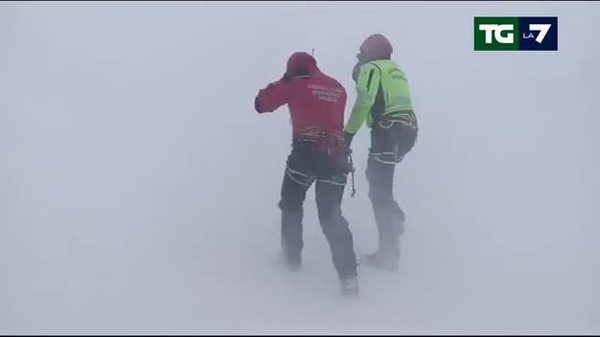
255,52,347,140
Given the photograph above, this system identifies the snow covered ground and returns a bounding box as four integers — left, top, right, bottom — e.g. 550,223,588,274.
1,1,599,334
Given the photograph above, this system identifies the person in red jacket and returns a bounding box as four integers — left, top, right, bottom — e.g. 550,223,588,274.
255,52,359,296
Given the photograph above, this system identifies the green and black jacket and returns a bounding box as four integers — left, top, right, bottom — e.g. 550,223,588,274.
345,59,417,135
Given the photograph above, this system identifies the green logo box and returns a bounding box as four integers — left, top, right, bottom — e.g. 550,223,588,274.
474,17,520,51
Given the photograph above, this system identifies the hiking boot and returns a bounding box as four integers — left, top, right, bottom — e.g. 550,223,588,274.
364,250,399,271
340,276,360,297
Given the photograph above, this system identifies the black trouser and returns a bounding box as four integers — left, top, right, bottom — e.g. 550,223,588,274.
277,141,357,279
366,116,418,256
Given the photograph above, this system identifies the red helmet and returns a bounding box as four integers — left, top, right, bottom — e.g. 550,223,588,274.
286,52,318,76
358,34,393,61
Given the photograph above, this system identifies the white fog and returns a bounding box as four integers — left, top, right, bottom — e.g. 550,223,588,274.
1,1,599,334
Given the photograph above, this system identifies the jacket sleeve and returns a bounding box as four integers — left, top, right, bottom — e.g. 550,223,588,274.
255,80,290,113
344,63,380,134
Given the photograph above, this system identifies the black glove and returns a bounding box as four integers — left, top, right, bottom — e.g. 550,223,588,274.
281,72,291,83
282,70,310,83
254,96,262,113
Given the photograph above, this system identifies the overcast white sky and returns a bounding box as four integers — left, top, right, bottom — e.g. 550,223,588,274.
1,1,599,334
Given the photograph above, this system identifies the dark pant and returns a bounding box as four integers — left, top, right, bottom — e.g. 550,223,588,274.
366,118,418,256
278,142,357,278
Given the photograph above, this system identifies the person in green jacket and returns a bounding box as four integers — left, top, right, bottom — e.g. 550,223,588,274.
344,34,419,271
